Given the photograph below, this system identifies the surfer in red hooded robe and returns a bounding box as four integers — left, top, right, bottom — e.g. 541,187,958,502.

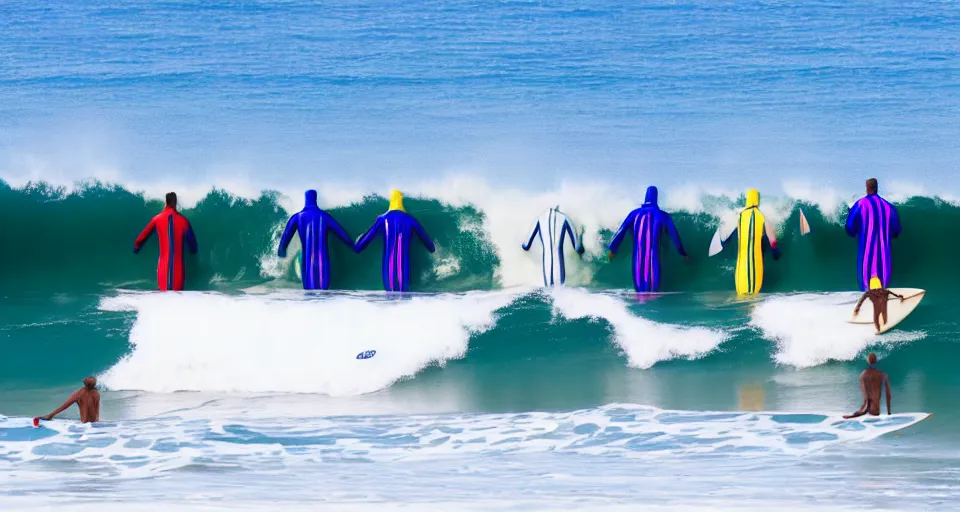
133,192,198,291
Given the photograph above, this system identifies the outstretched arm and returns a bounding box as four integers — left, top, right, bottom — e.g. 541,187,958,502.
763,221,781,260
326,214,354,248
845,202,862,237
521,221,540,251
563,220,584,255
411,217,436,253
277,214,298,258
890,204,902,239
854,292,869,314
184,222,198,254
664,214,687,257
843,375,869,419
354,217,383,253
608,212,635,255
41,392,78,421
720,223,738,248
885,375,892,415
887,290,905,300
133,218,157,253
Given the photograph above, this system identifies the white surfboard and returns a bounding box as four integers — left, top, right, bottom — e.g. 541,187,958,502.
708,214,737,257
708,228,723,257
799,208,811,236
849,288,925,333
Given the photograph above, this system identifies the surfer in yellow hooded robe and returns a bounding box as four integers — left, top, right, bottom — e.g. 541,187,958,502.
721,189,781,295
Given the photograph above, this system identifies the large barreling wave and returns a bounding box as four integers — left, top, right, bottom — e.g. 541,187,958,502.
1,177,957,295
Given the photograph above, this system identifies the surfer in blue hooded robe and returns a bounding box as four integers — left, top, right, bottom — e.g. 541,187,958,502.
607,186,689,292
355,190,436,292
278,190,353,290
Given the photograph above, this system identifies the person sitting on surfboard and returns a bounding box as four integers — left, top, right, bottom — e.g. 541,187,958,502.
608,186,689,292
355,190,435,292
36,377,100,424
522,205,584,287
854,277,906,333
133,192,199,291
844,352,892,419
278,189,353,290
719,189,780,295
845,178,902,291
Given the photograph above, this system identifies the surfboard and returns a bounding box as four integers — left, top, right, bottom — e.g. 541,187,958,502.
708,213,737,257
799,208,811,236
849,288,925,333
356,350,376,360
708,228,723,257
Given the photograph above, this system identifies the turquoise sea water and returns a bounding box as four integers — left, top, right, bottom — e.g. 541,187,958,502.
1,1,959,510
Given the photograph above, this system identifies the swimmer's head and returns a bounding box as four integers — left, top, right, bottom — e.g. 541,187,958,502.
166,192,178,209
389,190,405,212
305,189,318,207
866,178,878,195
83,377,97,390
867,352,878,365
869,277,882,290
644,186,659,206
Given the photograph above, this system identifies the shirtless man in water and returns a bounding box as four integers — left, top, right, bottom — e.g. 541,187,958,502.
854,277,905,333
39,377,101,423
844,353,891,419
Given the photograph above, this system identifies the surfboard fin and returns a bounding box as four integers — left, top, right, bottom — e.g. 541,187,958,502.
799,208,811,236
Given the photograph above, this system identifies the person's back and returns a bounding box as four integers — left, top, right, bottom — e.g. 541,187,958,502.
860,367,887,415
854,277,905,332
355,190,435,291
522,206,584,287
134,192,198,291
844,353,892,419
39,377,101,424
278,190,352,290
608,186,687,292
845,178,901,291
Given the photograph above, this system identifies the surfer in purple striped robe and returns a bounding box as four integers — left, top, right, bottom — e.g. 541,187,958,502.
845,178,902,291
608,186,689,292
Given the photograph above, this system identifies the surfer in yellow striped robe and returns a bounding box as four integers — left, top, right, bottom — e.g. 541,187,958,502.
721,189,781,295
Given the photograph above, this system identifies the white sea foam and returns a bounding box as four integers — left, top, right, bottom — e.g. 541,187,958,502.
548,288,730,369
0,404,928,469
750,293,926,368
98,290,519,395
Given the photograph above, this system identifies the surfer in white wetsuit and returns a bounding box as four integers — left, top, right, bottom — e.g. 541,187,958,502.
844,353,892,419
522,206,585,286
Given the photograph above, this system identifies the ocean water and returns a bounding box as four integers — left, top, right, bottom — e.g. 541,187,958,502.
2,0,960,510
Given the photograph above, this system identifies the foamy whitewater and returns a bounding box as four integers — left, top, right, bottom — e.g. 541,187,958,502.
3,0,959,509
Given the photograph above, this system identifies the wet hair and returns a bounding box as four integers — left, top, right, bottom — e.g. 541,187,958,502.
867,352,878,365
83,377,97,389
866,178,878,195
166,192,178,208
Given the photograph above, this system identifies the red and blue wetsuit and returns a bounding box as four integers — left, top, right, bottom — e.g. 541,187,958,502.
608,186,687,292
355,209,435,292
845,192,901,291
134,207,198,291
